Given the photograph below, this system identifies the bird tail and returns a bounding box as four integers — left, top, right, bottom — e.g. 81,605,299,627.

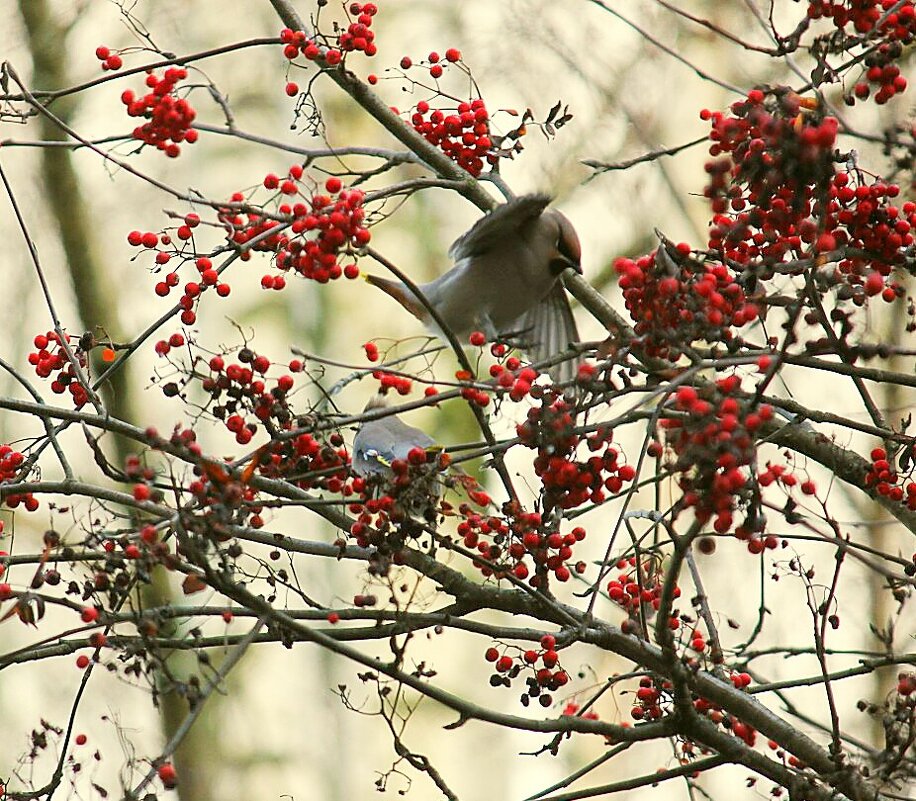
364,274,428,323
513,284,581,385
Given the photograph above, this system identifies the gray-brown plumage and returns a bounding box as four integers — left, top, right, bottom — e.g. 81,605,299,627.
352,394,442,523
365,194,582,383
352,395,436,477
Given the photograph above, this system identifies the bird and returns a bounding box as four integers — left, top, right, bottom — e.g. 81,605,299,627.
364,194,582,383
351,394,438,477
351,394,444,524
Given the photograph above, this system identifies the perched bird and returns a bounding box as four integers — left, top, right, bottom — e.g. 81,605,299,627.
352,394,443,523
351,394,438,477
365,194,582,382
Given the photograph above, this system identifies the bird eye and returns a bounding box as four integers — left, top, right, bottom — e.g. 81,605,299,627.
556,235,575,262
552,233,582,274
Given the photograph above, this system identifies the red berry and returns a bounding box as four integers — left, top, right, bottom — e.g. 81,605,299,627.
157,763,178,788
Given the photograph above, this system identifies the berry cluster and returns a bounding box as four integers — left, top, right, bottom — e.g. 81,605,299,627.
488,358,540,402
452,362,491,408
338,3,379,56
94,45,122,71
264,431,352,495
660,377,776,541
484,633,570,708
0,445,37,511
92,517,172,595
154,332,186,358
180,424,350,543
807,0,916,37
458,506,586,585
607,556,681,631
807,0,916,105
127,455,159,509
694,695,758,746
701,90,914,305
279,3,379,68
180,258,227,324
518,395,637,510
371,370,413,396
349,450,449,550
705,89,837,207
153,341,347,535
704,90,837,252
186,459,264,536
406,97,493,177
129,214,231,324
631,676,672,720
220,174,369,284
196,348,298,444
614,245,757,360
28,331,91,408
281,28,340,66
853,52,908,104
864,446,916,509
826,175,912,303
766,737,808,771
561,702,600,720
121,68,197,158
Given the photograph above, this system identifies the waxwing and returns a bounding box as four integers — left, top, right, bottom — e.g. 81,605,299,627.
365,194,582,383
351,394,437,477
352,394,443,523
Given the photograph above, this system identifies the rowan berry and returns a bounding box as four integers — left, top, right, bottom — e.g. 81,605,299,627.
158,763,178,788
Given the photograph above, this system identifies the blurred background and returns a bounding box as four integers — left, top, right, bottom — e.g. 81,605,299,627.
1,1,914,799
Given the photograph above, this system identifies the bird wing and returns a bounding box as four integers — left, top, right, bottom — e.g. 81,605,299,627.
508,282,580,384
448,194,552,261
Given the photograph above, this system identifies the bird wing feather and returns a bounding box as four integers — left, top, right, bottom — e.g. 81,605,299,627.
448,194,552,261
509,283,580,384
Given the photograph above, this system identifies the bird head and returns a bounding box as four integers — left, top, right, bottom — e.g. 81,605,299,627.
547,210,582,275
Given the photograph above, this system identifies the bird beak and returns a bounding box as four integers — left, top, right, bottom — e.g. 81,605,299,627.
552,251,581,274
